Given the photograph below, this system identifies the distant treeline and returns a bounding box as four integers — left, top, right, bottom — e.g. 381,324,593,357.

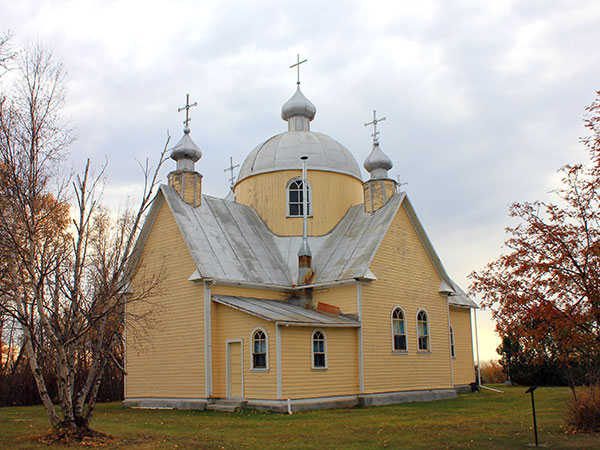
0,352,123,407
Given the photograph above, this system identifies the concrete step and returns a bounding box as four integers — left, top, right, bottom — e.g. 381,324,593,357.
206,399,246,412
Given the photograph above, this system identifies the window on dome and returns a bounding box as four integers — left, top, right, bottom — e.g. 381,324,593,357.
287,178,312,217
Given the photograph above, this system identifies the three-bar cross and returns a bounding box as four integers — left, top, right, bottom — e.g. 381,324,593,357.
364,110,386,142
178,93,198,128
224,156,239,190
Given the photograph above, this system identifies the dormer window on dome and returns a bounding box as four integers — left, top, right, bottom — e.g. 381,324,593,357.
233,58,365,237
287,177,312,217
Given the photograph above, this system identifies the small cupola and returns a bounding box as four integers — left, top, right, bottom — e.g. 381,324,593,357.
282,87,317,132
362,110,397,214
281,54,316,132
167,94,203,207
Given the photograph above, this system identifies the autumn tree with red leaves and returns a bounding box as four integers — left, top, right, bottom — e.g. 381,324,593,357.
470,91,600,393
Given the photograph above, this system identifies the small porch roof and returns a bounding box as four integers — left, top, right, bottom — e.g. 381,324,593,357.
212,295,361,327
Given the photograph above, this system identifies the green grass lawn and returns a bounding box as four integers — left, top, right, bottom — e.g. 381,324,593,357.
0,386,598,449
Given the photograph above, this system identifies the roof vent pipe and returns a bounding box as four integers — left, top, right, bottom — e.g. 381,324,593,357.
297,155,314,289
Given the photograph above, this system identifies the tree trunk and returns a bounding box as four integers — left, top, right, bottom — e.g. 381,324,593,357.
23,334,60,426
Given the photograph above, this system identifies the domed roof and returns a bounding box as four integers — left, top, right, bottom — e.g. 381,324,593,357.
237,131,362,184
237,87,362,184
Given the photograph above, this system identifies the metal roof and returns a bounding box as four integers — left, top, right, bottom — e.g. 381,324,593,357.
236,131,363,184
212,295,361,327
161,185,292,285
448,280,479,309
141,185,477,309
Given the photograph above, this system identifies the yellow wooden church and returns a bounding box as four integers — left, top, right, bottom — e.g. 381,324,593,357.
124,76,478,412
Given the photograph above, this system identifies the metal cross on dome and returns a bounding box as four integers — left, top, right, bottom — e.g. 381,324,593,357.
178,93,198,128
224,156,239,190
364,110,386,142
290,54,308,86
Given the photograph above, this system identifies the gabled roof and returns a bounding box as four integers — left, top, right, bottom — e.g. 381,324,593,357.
212,295,360,327
160,185,291,285
133,184,477,308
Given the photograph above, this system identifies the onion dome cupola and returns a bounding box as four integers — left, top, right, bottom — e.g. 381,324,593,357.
364,140,393,180
167,94,203,207
282,87,317,132
170,127,202,171
362,110,398,214
234,56,365,237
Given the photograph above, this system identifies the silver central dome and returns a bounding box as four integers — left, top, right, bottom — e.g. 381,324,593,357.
236,87,362,184
237,131,362,183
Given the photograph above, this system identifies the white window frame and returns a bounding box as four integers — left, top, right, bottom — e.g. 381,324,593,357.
311,328,328,370
250,327,269,371
391,306,408,353
450,325,455,358
286,177,313,217
416,309,430,353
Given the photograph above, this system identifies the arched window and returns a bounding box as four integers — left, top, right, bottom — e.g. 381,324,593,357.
251,328,268,370
417,310,429,351
287,178,311,217
391,307,407,352
450,325,455,358
311,329,327,369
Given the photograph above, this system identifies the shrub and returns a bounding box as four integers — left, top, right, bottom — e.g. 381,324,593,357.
480,360,506,384
566,387,600,432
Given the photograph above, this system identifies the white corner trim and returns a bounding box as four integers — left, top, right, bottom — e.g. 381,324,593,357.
446,297,454,387
474,308,481,386
357,282,364,394
276,324,282,399
204,279,214,397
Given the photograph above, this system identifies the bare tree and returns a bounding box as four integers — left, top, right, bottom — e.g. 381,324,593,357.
0,30,15,77
0,40,168,437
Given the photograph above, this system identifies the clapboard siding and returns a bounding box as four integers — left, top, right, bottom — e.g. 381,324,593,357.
212,285,287,301
281,327,359,398
212,303,277,399
126,200,205,398
450,307,475,385
235,170,363,236
361,204,452,392
313,285,358,316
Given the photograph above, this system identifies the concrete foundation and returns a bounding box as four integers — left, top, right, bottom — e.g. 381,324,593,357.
454,384,474,394
123,388,458,413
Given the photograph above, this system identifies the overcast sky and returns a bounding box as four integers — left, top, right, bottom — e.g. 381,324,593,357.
2,0,599,362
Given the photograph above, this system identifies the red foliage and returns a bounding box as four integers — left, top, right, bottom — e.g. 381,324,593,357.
470,91,600,386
